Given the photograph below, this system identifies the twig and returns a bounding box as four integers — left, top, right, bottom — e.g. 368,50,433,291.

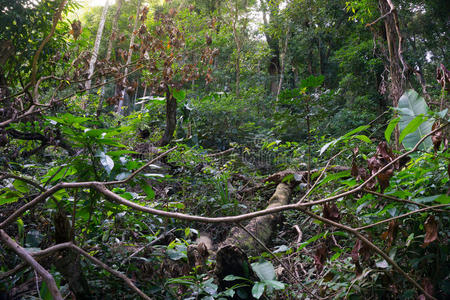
363,189,447,212
0,230,63,300
206,148,235,157
121,228,175,266
355,204,449,231
297,150,345,203
297,209,436,300
27,242,151,300
236,223,321,300
30,1,68,89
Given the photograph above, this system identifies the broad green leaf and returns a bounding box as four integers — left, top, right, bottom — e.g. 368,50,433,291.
413,194,449,204
98,152,114,174
172,89,186,101
252,282,265,299
385,117,400,143
398,90,433,150
0,190,22,205
265,280,285,290
399,115,427,144
251,261,276,281
13,179,30,193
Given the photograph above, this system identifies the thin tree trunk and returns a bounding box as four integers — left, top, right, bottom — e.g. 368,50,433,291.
158,86,177,146
276,26,289,101
231,0,241,98
117,0,141,115
97,0,123,117
85,0,109,94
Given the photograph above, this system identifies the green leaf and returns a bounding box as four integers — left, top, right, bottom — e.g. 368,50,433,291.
252,282,265,299
398,90,433,150
251,261,276,281
98,152,114,174
223,275,250,282
319,139,338,156
343,125,370,138
172,89,186,101
316,170,351,189
0,190,22,205
352,135,372,143
13,179,30,193
413,194,449,204
264,280,285,290
385,117,400,143
399,115,427,144
106,150,138,156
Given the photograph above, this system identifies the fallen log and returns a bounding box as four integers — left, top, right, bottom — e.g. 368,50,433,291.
214,183,292,298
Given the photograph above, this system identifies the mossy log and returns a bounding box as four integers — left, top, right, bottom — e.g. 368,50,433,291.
221,183,291,254
215,183,292,298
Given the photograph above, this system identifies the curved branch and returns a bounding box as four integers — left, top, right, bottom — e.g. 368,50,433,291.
297,209,436,300
30,0,68,91
0,229,63,300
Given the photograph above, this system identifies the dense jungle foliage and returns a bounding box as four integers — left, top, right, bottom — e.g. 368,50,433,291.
0,0,449,299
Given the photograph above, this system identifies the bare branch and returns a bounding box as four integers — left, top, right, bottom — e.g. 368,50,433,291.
0,229,63,300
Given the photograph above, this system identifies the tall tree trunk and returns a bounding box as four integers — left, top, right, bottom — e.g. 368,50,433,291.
276,26,289,100
117,0,141,115
97,0,124,117
158,86,177,146
231,0,241,98
85,0,109,94
262,0,280,96
378,0,408,148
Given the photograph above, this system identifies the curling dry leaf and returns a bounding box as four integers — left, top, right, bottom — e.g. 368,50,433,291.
436,63,450,92
313,242,328,273
380,220,398,249
431,121,446,152
323,203,340,222
423,215,438,247
351,238,372,276
70,20,82,40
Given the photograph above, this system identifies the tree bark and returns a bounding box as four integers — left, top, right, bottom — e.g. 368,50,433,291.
53,209,91,299
262,0,281,96
85,0,109,94
97,0,124,117
378,0,408,148
215,183,291,298
158,87,177,146
117,0,141,115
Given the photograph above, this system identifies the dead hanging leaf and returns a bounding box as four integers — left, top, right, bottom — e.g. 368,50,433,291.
367,142,398,193
422,215,438,247
140,6,149,22
313,242,328,273
70,20,82,40
431,121,443,152
436,63,450,92
205,33,212,45
380,220,398,249
351,238,372,276
323,203,340,222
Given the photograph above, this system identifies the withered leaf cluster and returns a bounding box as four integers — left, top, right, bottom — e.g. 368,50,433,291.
352,142,410,193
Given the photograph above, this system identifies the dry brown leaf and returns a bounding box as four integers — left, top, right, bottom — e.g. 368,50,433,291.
423,215,438,247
